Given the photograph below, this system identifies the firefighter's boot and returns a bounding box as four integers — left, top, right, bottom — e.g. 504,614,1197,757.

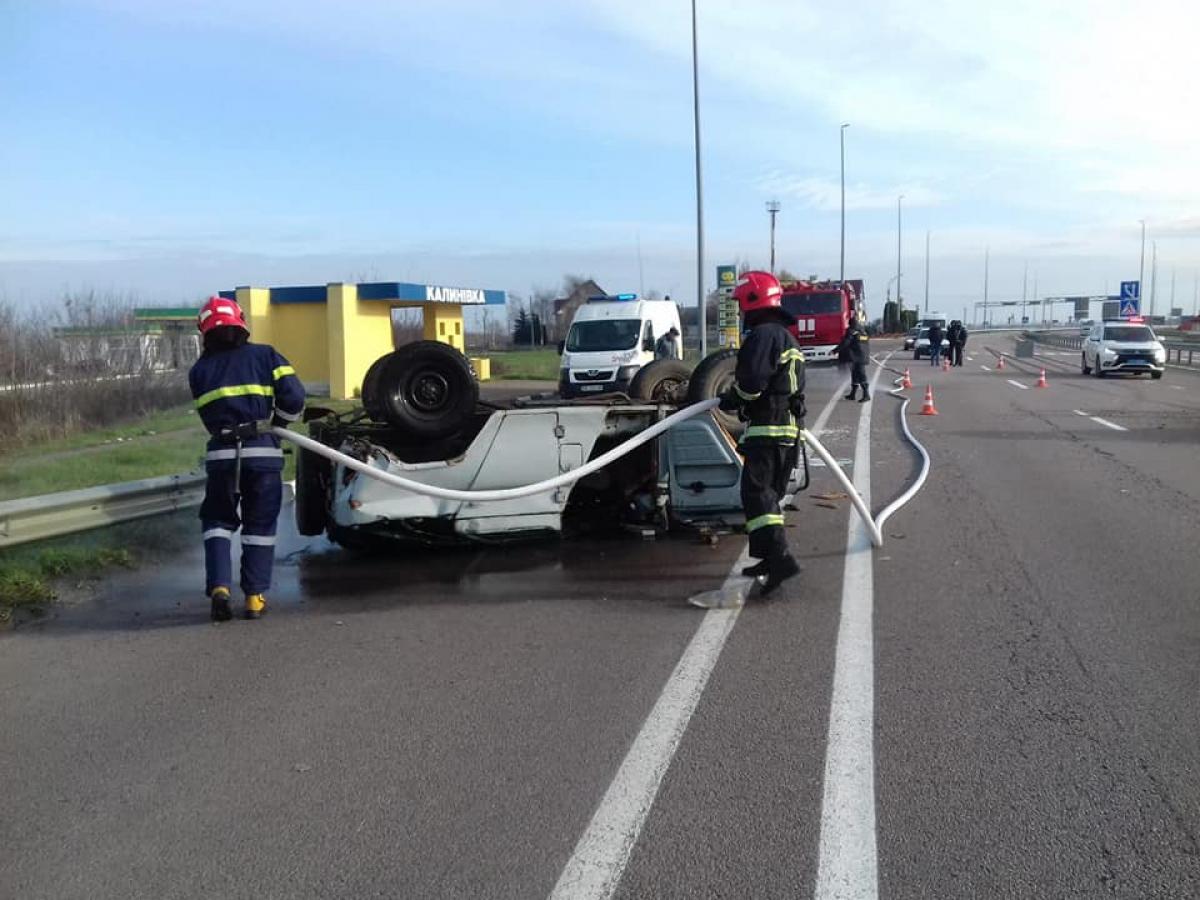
859,386,871,402
760,554,801,596
210,587,233,622
844,384,858,401
244,593,267,620
741,558,770,578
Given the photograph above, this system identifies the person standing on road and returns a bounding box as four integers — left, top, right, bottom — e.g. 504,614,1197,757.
655,326,681,360
928,321,944,367
837,319,871,402
952,320,968,366
720,271,805,595
189,296,305,622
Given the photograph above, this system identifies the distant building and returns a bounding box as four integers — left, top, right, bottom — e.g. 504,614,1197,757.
552,280,605,341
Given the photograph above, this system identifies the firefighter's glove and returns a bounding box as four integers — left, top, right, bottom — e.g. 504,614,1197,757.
718,390,744,414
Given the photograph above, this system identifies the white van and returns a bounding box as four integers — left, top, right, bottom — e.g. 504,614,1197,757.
558,294,683,398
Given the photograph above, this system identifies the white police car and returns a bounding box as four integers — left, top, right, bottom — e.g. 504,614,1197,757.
1081,319,1166,379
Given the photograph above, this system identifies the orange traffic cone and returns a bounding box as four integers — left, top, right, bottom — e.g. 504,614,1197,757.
942,356,951,372
1036,368,1048,388
902,368,913,389
997,355,1006,370
920,385,939,415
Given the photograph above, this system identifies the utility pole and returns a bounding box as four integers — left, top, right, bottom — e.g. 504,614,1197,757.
924,230,930,312
766,200,781,274
691,0,706,358
1170,266,1176,314
896,194,904,322
840,123,849,283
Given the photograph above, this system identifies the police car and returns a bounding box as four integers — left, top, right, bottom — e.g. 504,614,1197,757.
1080,319,1166,379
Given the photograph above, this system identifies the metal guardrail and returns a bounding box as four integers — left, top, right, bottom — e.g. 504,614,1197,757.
0,473,206,549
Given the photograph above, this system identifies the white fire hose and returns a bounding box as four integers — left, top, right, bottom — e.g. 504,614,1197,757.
272,398,886,545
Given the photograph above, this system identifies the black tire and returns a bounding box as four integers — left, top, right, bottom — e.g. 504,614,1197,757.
914,350,921,360
686,349,744,437
1094,357,1104,378
1081,352,1091,375
295,444,331,536
629,359,692,403
369,341,478,439
1151,371,1163,380
361,353,390,422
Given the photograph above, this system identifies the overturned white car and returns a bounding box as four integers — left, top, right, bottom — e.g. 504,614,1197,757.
293,342,797,548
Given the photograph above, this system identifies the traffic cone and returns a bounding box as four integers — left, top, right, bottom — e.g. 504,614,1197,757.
920,385,939,415
1036,368,1048,388
942,356,951,372
997,355,1006,370
902,368,913,389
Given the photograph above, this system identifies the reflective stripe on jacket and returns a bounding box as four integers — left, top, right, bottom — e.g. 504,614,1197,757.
188,342,306,471
733,322,806,445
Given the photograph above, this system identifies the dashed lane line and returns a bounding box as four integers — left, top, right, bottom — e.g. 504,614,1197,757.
1006,379,1030,390
1072,409,1128,431
548,377,850,900
980,365,991,371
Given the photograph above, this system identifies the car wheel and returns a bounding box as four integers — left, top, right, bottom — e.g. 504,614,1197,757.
1081,352,1091,375
629,359,691,403
1151,371,1163,380
913,351,921,360
1094,358,1104,378
686,349,744,438
294,442,331,536
367,341,479,438
361,353,391,422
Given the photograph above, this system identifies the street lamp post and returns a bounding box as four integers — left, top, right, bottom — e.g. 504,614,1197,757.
766,200,781,273
1139,220,1146,306
840,123,849,283
691,0,706,358
924,230,930,312
896,194,904,322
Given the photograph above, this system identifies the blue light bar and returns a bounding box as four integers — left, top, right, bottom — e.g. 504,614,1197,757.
587,293,638,303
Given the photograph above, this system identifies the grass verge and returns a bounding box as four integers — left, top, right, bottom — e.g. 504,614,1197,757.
485,349,561,381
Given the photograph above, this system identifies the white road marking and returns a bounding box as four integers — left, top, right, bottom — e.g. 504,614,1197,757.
1006,379,1030,390
980,365,991,371
1170,385,1183,390
549,376,851,900
1071,409,1128,431
815,362,883,900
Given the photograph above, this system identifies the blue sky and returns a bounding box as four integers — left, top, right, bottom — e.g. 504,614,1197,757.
2,0,1198,320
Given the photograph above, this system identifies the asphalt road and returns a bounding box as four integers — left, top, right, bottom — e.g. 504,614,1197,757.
3,338,1199,899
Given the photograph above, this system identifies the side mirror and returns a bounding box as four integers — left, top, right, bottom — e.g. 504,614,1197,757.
643,336,655,352
557,340,565,355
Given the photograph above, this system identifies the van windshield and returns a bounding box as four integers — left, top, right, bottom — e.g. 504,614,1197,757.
782,291,844,316
566,319,641,352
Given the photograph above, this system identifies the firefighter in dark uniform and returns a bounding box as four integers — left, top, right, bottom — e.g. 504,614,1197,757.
190,296,306,622
837,319,870,401
719,271,805,595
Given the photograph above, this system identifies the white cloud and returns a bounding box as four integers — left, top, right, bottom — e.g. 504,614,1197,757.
755,172,941,212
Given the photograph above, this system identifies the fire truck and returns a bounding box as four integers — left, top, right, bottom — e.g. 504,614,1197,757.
779,278,864,362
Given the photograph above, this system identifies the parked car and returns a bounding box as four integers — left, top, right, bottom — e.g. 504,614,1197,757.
1080,320,1165,379
903,328,919,350
912,327,944,360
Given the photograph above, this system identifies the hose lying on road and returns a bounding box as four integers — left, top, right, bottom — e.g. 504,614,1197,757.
875,371,931,535
273,398,887,544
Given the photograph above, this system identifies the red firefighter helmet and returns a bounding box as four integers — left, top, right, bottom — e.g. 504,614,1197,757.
733,271,785,316
196,295,249,335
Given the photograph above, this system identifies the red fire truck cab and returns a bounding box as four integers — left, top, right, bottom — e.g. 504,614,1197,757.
780,278,864,362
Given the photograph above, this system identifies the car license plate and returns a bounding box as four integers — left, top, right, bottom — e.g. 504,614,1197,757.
581,384,605,392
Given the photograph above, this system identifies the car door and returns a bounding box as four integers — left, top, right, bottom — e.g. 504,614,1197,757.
1085,325,1101,365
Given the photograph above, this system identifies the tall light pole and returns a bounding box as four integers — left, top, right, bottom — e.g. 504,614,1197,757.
691,0,706,358
923,230,930,312
982,247,990,327
896,194,904,322
1139,219,1146,304
766,200,781,273
1150,240,1158,318
840,123,849,283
